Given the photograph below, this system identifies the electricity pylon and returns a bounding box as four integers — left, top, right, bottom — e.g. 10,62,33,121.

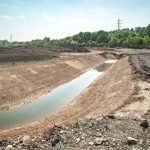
117,18,122,30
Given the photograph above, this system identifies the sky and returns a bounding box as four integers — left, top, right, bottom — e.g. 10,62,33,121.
0,0,150,41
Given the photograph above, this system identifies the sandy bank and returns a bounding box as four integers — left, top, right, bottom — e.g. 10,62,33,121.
0,53,104,110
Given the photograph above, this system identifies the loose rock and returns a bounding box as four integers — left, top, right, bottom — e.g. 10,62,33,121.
1,116,150,150
94,137,105,145
107,114,116,119
76,138,80,143
127,137,138,145
140,120,149,128
22,135,31,143
51,137,60,147
6,145,13,150
89,142,94,145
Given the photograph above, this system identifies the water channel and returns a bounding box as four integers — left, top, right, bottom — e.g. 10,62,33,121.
0,60,116,129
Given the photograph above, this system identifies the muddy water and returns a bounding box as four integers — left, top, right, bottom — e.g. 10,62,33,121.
96,60,116,72
0,60,116,129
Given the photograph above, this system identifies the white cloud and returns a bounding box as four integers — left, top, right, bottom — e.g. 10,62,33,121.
17,15,26,20
2,15,13,21
42,13,55,22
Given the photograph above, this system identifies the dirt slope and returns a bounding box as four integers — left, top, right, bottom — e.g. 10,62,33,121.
116,54,150,118
0,53,104,110
0,45,89,63
53,57,135,120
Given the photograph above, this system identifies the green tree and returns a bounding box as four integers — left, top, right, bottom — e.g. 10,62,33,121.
128,35,143,45
109,37,121,47
143,36,150,45
91,32,98,41
144,24,150,37
96,31,110,43
43,37,50,45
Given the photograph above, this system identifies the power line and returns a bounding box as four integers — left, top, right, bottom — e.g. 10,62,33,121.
117,18,122,30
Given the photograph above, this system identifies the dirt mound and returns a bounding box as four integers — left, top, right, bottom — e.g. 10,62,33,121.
0,46,58,63
20,44,89,53
0,45,89,63
55,44,89,52
99,51,127,59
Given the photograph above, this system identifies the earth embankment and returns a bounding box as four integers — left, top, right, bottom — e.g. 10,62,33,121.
0,52,104,110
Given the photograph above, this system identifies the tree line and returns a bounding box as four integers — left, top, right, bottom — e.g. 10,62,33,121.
0,24,150,48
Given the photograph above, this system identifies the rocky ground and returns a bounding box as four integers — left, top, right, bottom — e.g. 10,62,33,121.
0,115,149,150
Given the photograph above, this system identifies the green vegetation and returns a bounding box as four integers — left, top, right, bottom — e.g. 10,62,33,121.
1,24,150,48
62,24,150,48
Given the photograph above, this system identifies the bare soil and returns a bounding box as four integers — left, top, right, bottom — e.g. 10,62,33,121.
0,47,150,141
0,45,89,63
